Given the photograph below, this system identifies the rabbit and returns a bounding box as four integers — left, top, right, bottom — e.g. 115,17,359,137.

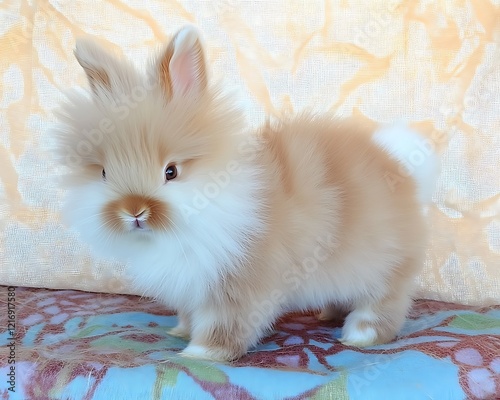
53,25,439,362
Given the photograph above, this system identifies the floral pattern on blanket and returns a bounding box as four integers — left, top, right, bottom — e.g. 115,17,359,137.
1,286,499,400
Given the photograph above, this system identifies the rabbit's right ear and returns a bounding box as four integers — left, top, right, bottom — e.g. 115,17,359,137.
74,38,120,95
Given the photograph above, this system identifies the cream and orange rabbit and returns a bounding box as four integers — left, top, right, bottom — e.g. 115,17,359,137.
53,25,439,362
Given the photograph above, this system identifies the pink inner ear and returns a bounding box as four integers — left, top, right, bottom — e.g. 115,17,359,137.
170,50,199,95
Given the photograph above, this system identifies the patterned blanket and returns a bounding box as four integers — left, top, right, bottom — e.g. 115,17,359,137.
1,286,499,400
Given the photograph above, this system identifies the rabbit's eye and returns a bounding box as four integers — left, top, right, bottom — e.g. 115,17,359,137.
165,164,177,181
102,169,106,180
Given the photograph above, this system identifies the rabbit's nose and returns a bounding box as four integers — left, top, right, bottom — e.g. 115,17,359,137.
134,210,146,218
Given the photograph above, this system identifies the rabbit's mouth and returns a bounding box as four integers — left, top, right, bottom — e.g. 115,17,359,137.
129,219,151,233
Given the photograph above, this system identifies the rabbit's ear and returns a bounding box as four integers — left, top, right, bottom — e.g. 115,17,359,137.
157,25,207,99
74,38,120,95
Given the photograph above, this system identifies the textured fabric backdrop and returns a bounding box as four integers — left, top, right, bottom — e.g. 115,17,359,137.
0,1,499,306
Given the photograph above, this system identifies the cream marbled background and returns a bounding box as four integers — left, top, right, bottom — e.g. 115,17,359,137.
0,0,499,305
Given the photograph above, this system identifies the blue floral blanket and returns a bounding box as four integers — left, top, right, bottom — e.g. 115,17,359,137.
1,286,499,399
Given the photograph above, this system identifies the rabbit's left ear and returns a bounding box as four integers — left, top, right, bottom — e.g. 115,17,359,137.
157,25,208,99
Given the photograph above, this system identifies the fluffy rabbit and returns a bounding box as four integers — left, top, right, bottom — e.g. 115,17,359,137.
53,25,439,362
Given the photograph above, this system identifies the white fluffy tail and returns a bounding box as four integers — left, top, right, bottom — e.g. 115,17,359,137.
372,122,440,204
